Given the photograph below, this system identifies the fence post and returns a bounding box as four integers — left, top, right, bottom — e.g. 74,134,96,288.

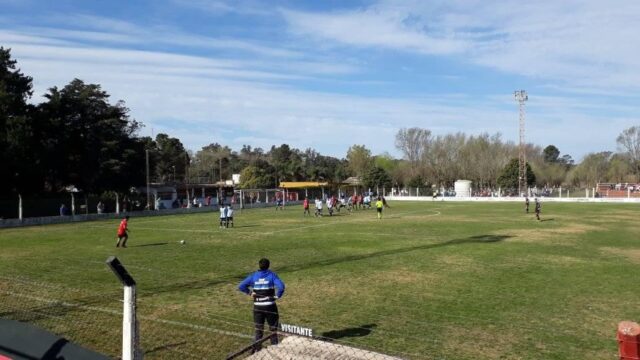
18,194,23,221
106,256,141,360
71,192,76,216
116,193,120,214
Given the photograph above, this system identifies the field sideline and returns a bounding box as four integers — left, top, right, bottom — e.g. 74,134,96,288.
1,201,639,359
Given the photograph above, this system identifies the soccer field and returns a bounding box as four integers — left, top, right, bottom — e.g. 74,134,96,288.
1,201,639,359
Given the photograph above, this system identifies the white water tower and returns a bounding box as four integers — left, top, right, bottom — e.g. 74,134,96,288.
454,180,472,197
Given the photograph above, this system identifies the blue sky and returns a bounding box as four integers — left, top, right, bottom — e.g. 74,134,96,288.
1,0,639,160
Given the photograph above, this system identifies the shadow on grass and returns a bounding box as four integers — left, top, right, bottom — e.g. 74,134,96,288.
144,341,187,356
136,234,510,297
321,324,376,340
131,242,169,247
540,218,555,222
276,234,511,274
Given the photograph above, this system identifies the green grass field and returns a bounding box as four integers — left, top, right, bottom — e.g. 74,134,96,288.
1,201,639,359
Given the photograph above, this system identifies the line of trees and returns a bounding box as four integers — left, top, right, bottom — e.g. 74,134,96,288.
2,46,640,202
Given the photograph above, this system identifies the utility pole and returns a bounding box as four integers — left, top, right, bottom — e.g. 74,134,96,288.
185,152,190,207
514,90,528,196
145,149,151,209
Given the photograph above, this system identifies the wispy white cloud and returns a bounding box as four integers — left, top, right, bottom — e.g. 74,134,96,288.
281,0,640,92
1,3,638,161
169,0,274,16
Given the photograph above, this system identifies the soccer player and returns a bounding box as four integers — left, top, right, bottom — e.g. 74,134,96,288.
375,197,383,219
238,258,285,353
302,197,310,216
525,197,530,213
535,198,541,221
226,205,234,228
326,196,333,216
275,196,284,211
116,215,130,248
219,205,227,228
314,197,323,217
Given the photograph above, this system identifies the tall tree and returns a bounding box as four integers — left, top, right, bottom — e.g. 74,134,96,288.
269,144,302,184
543,145,561,163
361,166,392,189
154,133,188,183
0,47,35,195
395,128,430,177
497,159,536,190
616,126,640,179
38,79,143,193
346,144,373,178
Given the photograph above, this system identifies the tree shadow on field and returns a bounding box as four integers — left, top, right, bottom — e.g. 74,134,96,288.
276,234,511,274
134,234,510,297
321,324,377,340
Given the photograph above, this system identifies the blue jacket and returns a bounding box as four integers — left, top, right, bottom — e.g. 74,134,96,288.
238,269,285,306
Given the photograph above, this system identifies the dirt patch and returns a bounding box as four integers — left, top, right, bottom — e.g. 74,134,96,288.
599,247,640,264
495,223,599,245
542,255,586,265
375,267,439,285
440,324,518,359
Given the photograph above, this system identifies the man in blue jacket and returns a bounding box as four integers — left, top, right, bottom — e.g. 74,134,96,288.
238,258,285,351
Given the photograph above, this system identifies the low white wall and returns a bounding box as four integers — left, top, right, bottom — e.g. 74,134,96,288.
386,196,640,203
0,200,304,229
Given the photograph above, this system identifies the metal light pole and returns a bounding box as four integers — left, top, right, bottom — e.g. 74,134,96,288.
145,149,151,209
514,90,528,196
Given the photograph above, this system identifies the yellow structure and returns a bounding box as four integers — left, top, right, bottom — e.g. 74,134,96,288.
279,181,329,188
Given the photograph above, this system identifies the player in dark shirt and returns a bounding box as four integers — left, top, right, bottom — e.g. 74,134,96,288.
535,198,541,221
525,197,530,213
238,258,285,352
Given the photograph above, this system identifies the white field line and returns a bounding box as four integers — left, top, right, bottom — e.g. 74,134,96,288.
1,291,251,339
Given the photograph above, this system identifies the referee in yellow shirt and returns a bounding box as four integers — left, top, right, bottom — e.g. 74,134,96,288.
375,196,383,219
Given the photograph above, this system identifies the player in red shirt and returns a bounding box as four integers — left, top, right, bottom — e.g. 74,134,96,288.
116,215,130,248
302,197,310,216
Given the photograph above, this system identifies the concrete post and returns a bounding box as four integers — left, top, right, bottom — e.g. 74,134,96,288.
18,194,23,220
106,257,141,360
116,193,120,214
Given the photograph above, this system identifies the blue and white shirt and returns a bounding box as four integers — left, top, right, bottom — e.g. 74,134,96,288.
238,270,285,306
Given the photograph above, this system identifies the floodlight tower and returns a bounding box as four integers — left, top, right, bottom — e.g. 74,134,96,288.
514,90,528,196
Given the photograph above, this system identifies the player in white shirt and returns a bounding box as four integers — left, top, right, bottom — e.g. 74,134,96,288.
226,205,234,228
219,205,227,228
314,197,323,217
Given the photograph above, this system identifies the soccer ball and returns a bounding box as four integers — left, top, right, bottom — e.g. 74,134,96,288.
180,240,186,245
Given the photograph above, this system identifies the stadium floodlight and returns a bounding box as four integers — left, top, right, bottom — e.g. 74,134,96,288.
514,90,528,197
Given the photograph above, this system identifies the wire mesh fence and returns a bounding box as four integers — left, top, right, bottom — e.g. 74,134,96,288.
1,270,627,359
